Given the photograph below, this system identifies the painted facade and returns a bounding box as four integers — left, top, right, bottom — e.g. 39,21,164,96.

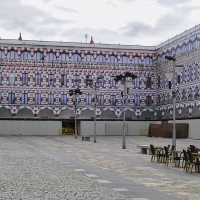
1,24,200,120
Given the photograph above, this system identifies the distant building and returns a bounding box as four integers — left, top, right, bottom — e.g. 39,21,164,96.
0,25,200,123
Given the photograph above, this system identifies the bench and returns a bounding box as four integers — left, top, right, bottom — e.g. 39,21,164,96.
137,145,152,154
82,136,90,141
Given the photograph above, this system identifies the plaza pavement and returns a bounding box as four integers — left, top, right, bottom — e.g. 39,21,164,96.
0,135,200,200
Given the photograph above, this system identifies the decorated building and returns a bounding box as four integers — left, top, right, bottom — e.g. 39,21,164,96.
1,24,200,128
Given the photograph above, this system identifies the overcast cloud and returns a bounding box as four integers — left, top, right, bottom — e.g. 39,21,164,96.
0,0,199,45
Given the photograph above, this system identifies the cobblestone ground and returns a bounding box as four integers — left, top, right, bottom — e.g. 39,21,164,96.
0,136,130,200
26,135,200,200
1,135,200,200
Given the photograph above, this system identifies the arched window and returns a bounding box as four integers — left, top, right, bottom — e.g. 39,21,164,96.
21,51,31,60
132,56,141,64
0,50,5,59
171,49,175,56
193,40,199,49
187,42,192,51
157,56,161,63
176,47,180,55
71,53,81,62
188,88,193,100
33,52,43,60
161,54,165,62
84,54,94,62
119,56,130,64
46,53,56,61
96,55,106,63
181,44,186,53
7,50,18,59
144,57,153,65
108,55,117,63
59,53,69,61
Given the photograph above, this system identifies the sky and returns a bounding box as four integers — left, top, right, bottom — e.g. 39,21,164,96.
0,0,200,46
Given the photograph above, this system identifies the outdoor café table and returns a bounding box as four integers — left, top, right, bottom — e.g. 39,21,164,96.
191,153,200,161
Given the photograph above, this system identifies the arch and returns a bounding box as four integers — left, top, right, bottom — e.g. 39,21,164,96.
140,110,155,120
84,54,94,62
181,107,188,118
38,108,55,119
192,106,200,117
144,56,153,65
119,56,130,64
20,51,31,60
33,51,43,60
0,108,12,118
79,109,95,119
0,50,5,59
132,56,141,64
163,109,170,119
59,108,75,119
16,108,34,118
72,53,81,62
108,55,117,63
46,52,56,61
7,50,18,59
59,53,69,61
120,110,136,119
96,54,106,63
100,110,116,119
175,46,181,55
156,110,162,120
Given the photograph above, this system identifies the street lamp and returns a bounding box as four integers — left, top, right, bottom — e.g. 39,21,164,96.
114,71,137,149
87,76,104,143
69,88,82,139
165,56,184,149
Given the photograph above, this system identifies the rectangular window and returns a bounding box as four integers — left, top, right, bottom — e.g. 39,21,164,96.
35,93,41,105
146,96,152,106
22,73,28,85
61,94,67,104
134,95,140,106
61,74,67,86
110,95,116,106
9,73,15,85
110,76,116,87
73,75,79,86
0,72,2,84
195,65,198,78
86,94,92,105
134,78,140,88
21,93,28,104
98,77,104,87
98,95,104,106
8,93,15,104
35,73,41,85
146,77,151,88
48,94,54,105
48,74,54,86
86,75,92,86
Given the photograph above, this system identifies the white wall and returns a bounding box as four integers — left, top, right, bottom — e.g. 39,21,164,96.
168,119,200,139
80,121,161,136
0,120,62,135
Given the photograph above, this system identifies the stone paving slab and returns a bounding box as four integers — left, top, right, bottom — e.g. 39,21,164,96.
1,135,200,199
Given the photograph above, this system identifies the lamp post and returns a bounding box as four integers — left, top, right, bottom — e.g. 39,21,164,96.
114,71,137,149
87,76,104,143
165,56,184,149
69,88,82,139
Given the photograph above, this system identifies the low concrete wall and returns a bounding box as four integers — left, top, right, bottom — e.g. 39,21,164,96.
80,121,161,136
0,120,62,135
168,119,200,139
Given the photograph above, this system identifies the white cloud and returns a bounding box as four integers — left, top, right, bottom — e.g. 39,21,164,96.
0,0,199,45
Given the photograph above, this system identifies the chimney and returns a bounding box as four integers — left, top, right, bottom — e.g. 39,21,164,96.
18,33,22,40
90,36,94,44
